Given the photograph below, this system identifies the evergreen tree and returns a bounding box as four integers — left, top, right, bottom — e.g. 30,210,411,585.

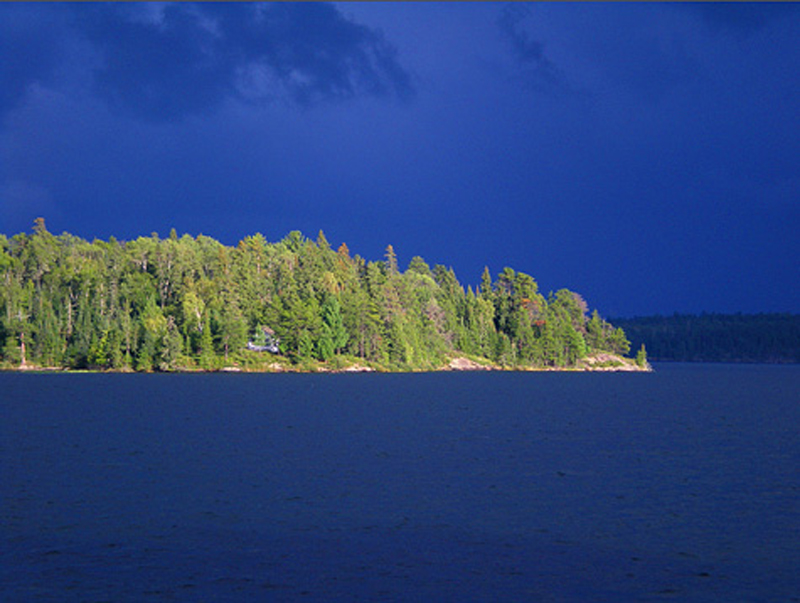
636,344,648,368
480,266,493,300
319,296,348,358
159,316,184,371
297,329,314,360
216,299,247,362
198,314,216,369
384,244,399,275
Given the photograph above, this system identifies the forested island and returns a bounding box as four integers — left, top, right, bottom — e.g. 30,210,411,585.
611,313,800,364
1,219,646,373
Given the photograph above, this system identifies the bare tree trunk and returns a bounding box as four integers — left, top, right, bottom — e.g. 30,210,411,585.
20,331,27,367
66,290,74,336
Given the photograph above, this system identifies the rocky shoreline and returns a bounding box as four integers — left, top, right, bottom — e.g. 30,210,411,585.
3,353,651,374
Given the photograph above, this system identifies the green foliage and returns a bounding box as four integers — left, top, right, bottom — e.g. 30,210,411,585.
635,344,648,368
0,223,635,371
297,329,314,361
198,315,216,370
318,296,348,361
159,316,184,371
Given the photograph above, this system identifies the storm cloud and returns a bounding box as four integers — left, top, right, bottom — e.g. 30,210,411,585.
496,5,563,90
1,3,797,316
2,3,414,122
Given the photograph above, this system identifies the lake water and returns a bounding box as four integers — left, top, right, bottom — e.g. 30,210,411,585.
2,364,799,602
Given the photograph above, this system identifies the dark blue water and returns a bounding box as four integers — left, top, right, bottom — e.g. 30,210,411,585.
2,365,799,601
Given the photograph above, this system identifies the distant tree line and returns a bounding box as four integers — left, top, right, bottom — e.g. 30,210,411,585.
1,219,632,371
611,313,800,363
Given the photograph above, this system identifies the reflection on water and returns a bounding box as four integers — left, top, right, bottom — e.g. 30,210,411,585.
2,365,799,601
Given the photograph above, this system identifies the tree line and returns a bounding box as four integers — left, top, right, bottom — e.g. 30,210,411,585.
1,219,633,371
611,313,800,363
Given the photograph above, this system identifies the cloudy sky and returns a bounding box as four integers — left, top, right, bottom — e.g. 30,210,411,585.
1,2,798,316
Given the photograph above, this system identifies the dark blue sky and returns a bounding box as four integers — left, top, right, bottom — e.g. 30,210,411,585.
1,2,798,316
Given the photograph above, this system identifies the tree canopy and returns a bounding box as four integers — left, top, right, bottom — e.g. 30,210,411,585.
0,221,633,371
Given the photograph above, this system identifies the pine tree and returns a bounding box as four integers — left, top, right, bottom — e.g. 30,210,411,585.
158,316,184,371
384,244,398,275
321,296,348,356
636,344,648,368
198,314,215,369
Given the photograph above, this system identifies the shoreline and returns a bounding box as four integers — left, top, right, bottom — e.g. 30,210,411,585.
1,354,651,374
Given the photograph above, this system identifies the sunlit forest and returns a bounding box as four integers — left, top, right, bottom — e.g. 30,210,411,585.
1,219,636,372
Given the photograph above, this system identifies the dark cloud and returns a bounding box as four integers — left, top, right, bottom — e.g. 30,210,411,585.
2,3,414,122
215,3,415,105
1,4,796,315
496,5,563,90
74,4,231,121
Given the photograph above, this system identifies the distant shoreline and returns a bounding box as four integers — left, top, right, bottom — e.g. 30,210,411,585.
610,313,800,364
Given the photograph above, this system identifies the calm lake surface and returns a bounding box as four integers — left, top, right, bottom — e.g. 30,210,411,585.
2,364,799,602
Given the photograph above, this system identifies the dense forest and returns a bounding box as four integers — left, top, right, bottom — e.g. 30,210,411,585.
1,219,640,372
611,313,800,364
